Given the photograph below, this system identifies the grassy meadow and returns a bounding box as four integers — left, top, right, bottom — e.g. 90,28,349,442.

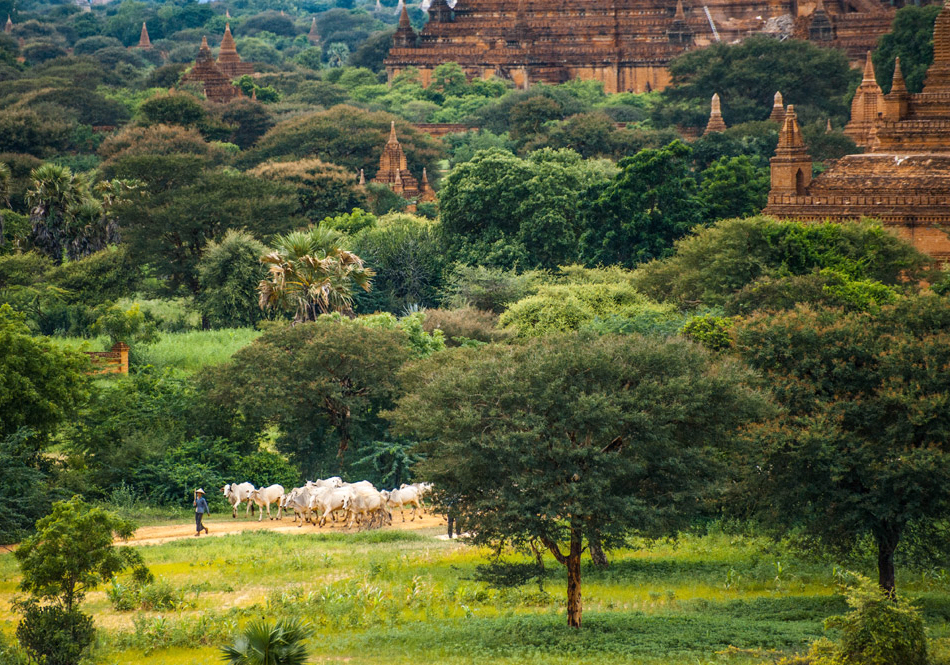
3,526,950,665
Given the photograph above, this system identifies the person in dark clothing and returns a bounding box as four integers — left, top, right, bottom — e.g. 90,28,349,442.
446,496,459,539
194,488,209,536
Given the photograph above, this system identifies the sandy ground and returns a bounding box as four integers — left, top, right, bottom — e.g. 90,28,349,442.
123,511,447,546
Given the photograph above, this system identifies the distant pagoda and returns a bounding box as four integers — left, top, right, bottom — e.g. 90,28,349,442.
216,23,253,78
137,22,152,49
370,122,436,208
181,36,241,102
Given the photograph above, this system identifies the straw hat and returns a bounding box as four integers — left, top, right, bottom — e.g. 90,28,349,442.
196,488,205,495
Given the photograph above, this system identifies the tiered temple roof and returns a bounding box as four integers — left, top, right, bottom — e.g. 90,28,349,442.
764,1,950,262
217,23,254,78
370,122,436,207
181,36,242,103
385,0,902,93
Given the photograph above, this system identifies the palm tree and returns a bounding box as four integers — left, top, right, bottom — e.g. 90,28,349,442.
259,225,375,322
220,618,311,665
27,163,87,264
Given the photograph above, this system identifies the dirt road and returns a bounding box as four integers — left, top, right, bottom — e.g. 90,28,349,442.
124,512,446,546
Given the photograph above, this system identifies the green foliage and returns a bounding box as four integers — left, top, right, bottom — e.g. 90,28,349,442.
658,36,859,128
351,213,447,313
15,496,141,610
232,451,301,492
390,333,770,626
680,314,735,352
698,155,769,222
202,318,411,474
579,140,704,268
344,310,446,358
733,296,950,592
320,208,377,235
44,246,139,307
91,302,160,347
0,429,54,545
874,5,942,94
422,307,512,346
806,575,930,665
441,263,542,313
0,303,89,445
250,159,368,224
138,92,207,129
15,600,96,665
499,282,677,338
632,217,931,310
439,148,615,269
197,229,269,328
354,438,419,489
221,618,312,665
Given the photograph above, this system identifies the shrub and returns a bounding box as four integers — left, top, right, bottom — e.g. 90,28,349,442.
15,601,95,665
442,263,542,313
221,618,312,665
804,575,931,665
680,314,734,352
197,229,269,329
232,451,301,491
423,307,512,346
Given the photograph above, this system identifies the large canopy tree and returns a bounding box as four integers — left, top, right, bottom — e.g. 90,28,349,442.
733,296,950,594
388,333,770,627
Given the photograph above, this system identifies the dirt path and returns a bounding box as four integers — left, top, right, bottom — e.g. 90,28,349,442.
123,512,446,546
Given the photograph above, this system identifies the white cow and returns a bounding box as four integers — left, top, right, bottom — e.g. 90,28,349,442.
222,482,256,518
344,485,390,529
279,486,314,524
312,486,353,527
383,484,424,522
248,484,284,521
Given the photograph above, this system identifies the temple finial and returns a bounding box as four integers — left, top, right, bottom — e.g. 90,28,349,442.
359,169,366,185
862,51,875,83
674,0,686,20
704,93,727,134
778,105,805,149
890,56,908,95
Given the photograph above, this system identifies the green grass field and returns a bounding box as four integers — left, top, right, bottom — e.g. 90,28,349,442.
2,528,949,664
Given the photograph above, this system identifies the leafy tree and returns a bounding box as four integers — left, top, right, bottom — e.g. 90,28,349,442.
91,303,159,347
250,159,368,223
733,296,950,593
348,28,396,72
138,92,207,128
26,163,84,263
579,140,704,268
440,148,615,269
216,98,276,150
0,429,54,545
15,496,141,611
98,124,227,170
197,229,269,328
221,618,311,665
203,319,410,472
658,36,858,128
441,263,541,313
241,105,444,180
351,212,447,312
698,155,769,222
260,225,375,321
15,601,95,665
632,217,931,309
326,42,350,68
389,333,769,627
874,4,942,94
0,304,89,446
118,166,302,294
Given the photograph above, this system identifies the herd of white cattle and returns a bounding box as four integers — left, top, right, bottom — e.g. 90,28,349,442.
221,478,432,530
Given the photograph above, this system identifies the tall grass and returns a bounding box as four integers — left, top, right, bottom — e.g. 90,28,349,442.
137,328,261,373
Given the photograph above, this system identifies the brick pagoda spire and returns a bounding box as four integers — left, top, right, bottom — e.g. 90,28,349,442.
137,22,152,49
843,51,882,148
703,93,727,135
768,91,785,123
217,23,253,78
181,36,241,102
5,14,13,34
393,3,416,49
768,106,811,196
922,1,950,93
308,17,319,44
667,0,693,45
419,168,437,203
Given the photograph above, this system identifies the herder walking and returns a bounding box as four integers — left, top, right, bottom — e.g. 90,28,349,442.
194,488,210,536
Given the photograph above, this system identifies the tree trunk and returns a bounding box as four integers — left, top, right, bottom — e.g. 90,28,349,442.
566,518,583,628
589,535,608,568
877,524,901,596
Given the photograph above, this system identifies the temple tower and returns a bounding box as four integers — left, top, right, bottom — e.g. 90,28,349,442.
371,121,421,197
769,105,812,195
881,57,909,122
419,168,437,203
703,93,727,135
181,36,241,102
768,91,785,123
308,17,319,45
217,23,253,78
393,4,417,49
4,15,12,34
667,0,693,45
137,22,152,50
809,0,835,41
844,52,883,147
923,1,950,93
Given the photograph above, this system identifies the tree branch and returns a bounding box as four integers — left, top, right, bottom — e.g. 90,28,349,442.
539,535,568,565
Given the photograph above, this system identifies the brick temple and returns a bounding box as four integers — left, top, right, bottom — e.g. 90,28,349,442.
385,0,905,93
764,1,950,262
368,122,437,209
181,25,254,103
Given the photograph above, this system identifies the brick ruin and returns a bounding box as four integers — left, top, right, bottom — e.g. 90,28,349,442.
180,25,254,103
764,1,950,262
384,0,907,93
369,122,438,210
